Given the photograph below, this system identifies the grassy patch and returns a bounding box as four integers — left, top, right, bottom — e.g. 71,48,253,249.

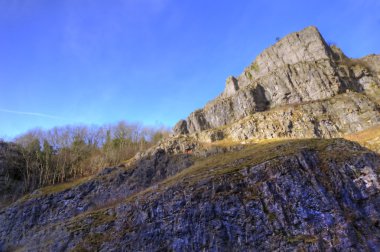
287,234,318,244
250,62,259,72
67,208,116,251
71,233,109,252
345,125,380,153
67,209,116,233
342,58,371,69
126,138,352,204
20,176,92,202
40,177,92,195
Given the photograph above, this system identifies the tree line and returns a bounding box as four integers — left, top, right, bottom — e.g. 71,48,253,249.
6,121,170,193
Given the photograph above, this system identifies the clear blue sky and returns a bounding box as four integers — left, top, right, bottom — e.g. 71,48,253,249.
1,0,379,139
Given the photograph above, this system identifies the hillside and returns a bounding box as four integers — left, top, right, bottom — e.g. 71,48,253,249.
1,138,380,251
1,26,380,251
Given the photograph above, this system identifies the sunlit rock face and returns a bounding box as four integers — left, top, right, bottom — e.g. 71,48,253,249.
1,26,380,252
173,26,380,139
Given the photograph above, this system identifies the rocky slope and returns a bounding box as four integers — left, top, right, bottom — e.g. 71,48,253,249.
1,26,380,251
173,26,380,140
1,138,380,251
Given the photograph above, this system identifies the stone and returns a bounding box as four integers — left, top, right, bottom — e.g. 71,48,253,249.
1,139,380,251
249,26,331,80
222,76,239,97
173,120,189,135
172,26,380,139
1,26,380,252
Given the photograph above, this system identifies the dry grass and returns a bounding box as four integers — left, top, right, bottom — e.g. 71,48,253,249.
339,57,372,70
20,176,92,202
126,138,353,205
40,176,92,194
27,137,371,250
68,209,116,251
287,234,319,244
345,125,380,154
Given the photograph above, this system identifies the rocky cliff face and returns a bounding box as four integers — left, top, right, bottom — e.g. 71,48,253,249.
193,92,380,143
1,139,380,251
174,26,380,138
1,26,380,251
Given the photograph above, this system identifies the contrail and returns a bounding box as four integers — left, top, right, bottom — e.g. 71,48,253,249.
0,108,64,120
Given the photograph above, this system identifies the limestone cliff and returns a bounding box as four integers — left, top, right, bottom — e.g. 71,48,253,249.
1,26,380,252
174,26,380,139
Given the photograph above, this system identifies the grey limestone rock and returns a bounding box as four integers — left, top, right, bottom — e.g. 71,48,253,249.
192,92,380,143
222,76,239,97
248,26,332,80
173,120,189,135
1,26,380,252
173,26,380,139
361,54,380,77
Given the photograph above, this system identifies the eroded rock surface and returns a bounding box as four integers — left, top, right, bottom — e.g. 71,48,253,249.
1,26,380,252
1,139,380,251
173,26,380,137
194,92,380,143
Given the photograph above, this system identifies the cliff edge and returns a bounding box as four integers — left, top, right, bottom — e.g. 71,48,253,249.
1,26,380,251
173,26,380,141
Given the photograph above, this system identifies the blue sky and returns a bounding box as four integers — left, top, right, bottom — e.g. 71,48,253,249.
1,0,379,139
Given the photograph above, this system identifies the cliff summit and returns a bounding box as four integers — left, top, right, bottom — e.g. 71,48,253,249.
1,26,380,251
174,26,380,141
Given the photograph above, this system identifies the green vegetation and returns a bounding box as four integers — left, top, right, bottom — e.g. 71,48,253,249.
250,62,259,72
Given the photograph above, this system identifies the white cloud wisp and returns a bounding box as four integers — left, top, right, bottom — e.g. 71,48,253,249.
0,108,64,120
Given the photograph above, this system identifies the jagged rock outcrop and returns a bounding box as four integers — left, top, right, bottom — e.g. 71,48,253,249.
194,92,380,143
174,26,380,137
1,26,380,252
361,54,380,77
222,76,239,97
